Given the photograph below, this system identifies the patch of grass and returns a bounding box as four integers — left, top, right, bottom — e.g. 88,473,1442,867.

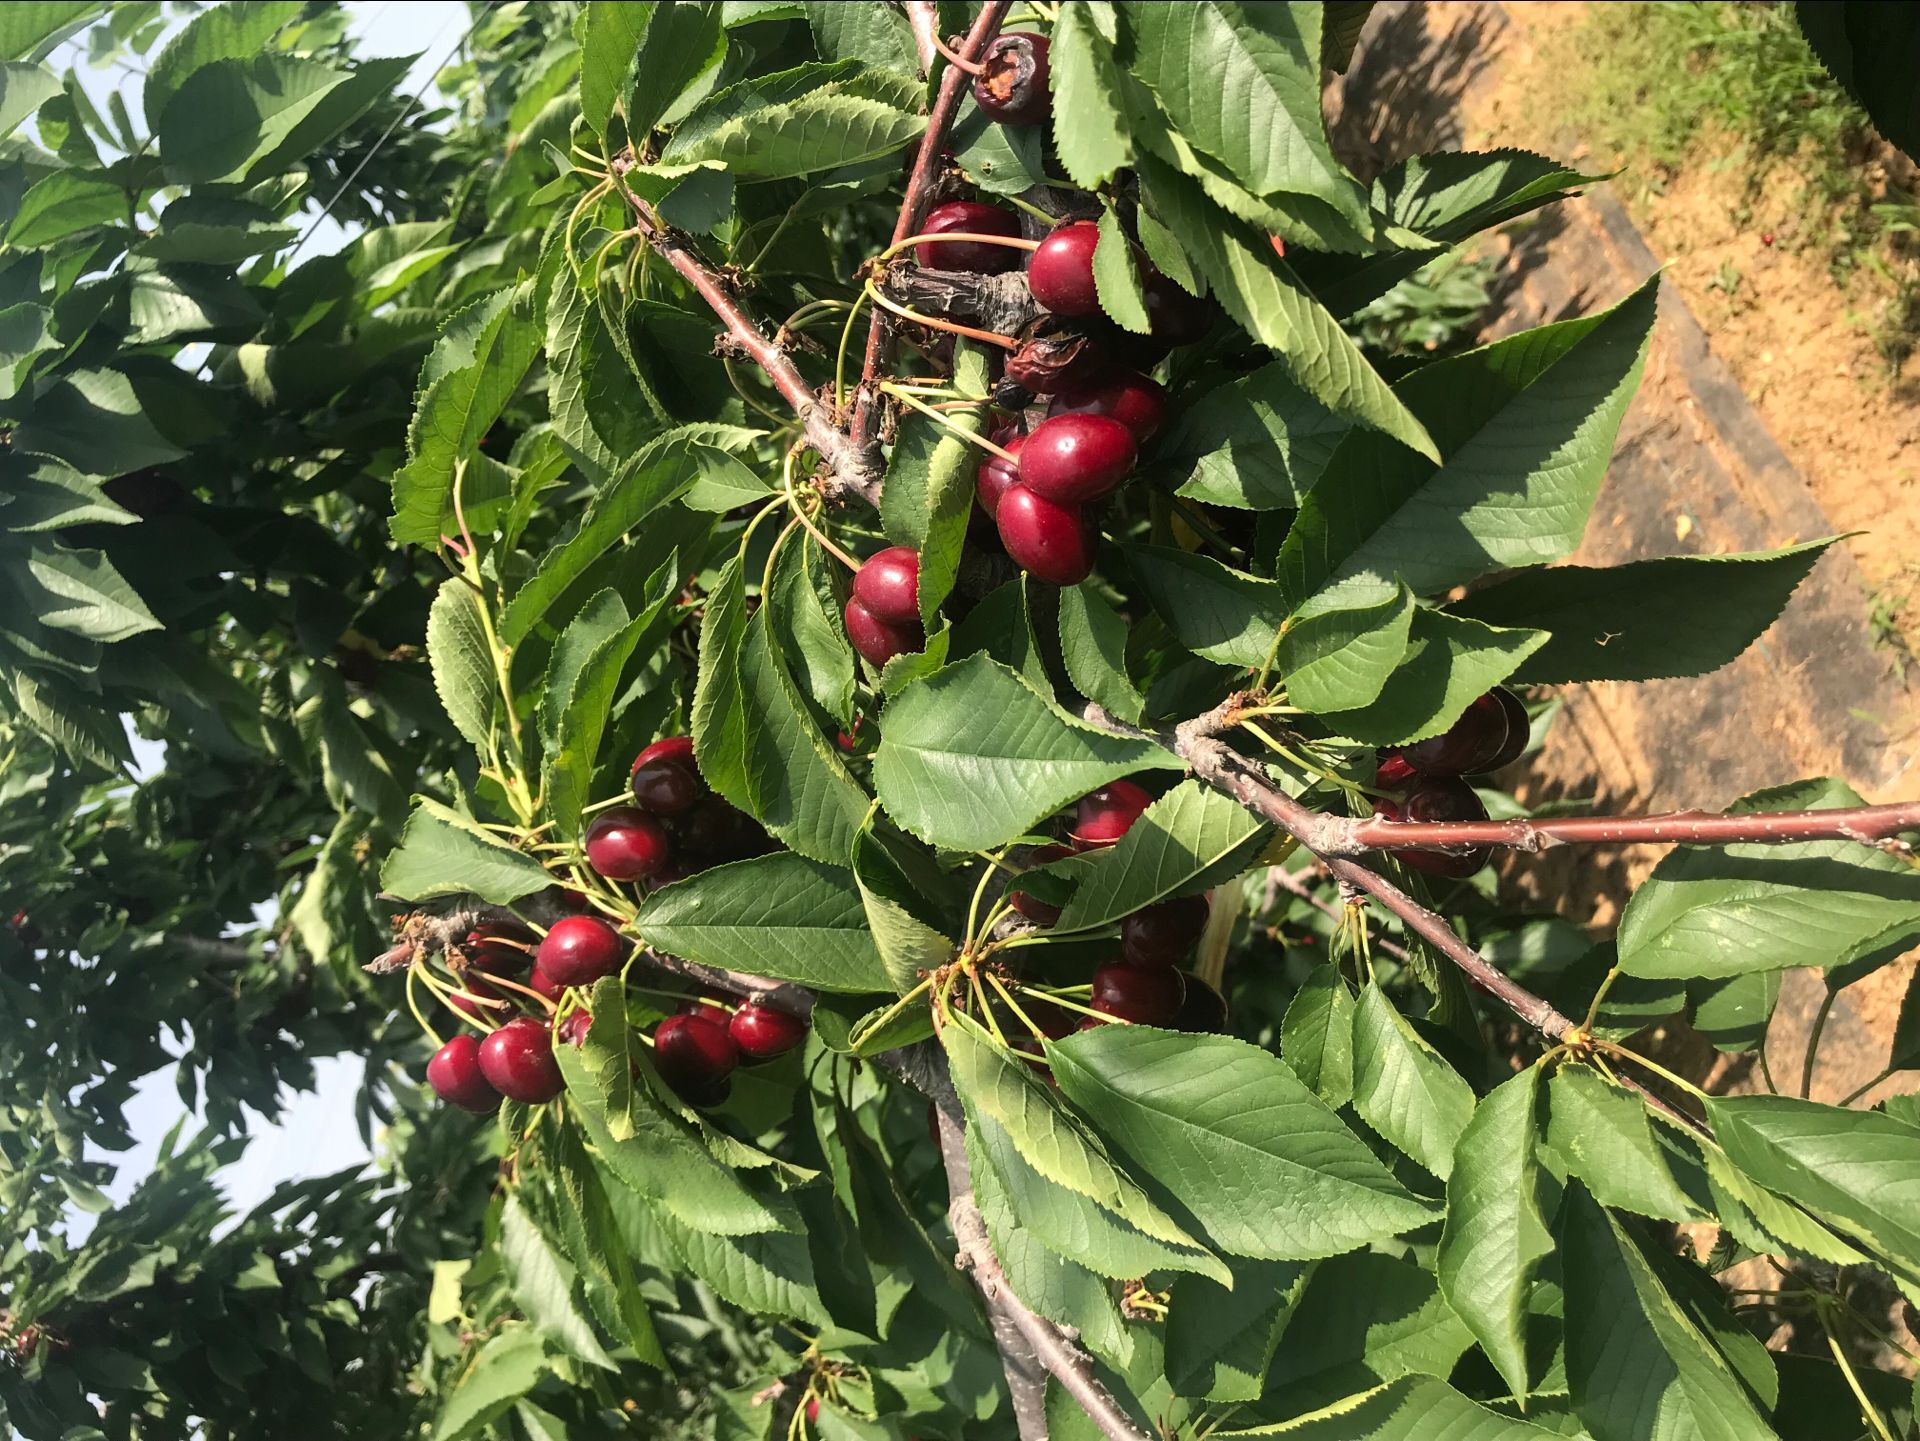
1867,571,1918,685
1351,247,1498,358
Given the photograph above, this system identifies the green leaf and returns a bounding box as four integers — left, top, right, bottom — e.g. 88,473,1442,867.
0,458,132,531
0,62,60,140
1545,1067,1707,1222
1318,608,1547,744
850,822,956,995
672,90,924,180
618,2,727,140
1053,779,1272,932
1349,984,1476,1179
1125,543,1289,667
633,852,891,993
1274,587,1417,714
537,590,628,757
1451,540,1837,684
1139,154,1435,459
157,54,408,185
1438,1067,1551,1400
1616,777,1920,980
500,1198,618,1371
1278,276,1658,616
874,654,1179,851
541,587,671,834
1561,1185,1780,1441
0,301,55,401
433,1327,549,1441
13,368,187,478
880,340,991,625
7,171,124,247
391,283,541,546
1048,1025,1435,1259
17,540,160,643
1708,1094,1920,1280
1165,1257,1310,1402
1699,1142,1868,1269
4,669,131,775
1281,966,1356,1108
1121,1,1367,228
381,799,556,904
1058,582,1147,724
1221,1376,1563,1438
1092,207,1151,334
655,1207,828,1327
805,2,918,76
577,2,649,134
0,4,92,62
1051,1,1133,188
426,580,496,751
1162,362,1349,510
143,0,301,128
944,1017,1204,1250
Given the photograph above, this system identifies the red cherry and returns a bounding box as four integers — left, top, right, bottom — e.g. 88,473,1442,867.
1073,779,1153,848
1090,963,1186,1025
1173,972,1230,1033
1375,751,1418,789
677,793,767,859
844,596,924,668
1144,274,1213,347
976,434,1026,519
448,976,510,1023
1120,894,1210,967
806,1398,821,1422
1400,693,1510,777
996,484,1095,586
1372,777,1492,879
852,545,922,626
972,31,1051,125
729,1003,808,1061
654,1012,740,1105
585,806,671,881
1027,221,1101,316
558,1009,592,1047
427,1034,500,1113
630,735,702,814
1019,413,1136,502
528,963,565,1001
1010,843,1073,925
916,200,1024,273
1478,689,1531,773
678,994,735,1029
1048,372,1169,442
477,1017,566,1103
536,915,625,988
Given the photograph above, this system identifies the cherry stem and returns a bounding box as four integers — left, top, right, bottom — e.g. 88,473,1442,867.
932,32,987,74
405,965,445,1048
882,384,1015,461
782,447,863,571
985,972,1046,1043
864,282,1019,349
1001,191,1064,226
878,230,1040,263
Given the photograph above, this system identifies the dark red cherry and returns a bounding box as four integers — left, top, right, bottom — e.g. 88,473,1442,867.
996,484,1095,586
528,963,565,1001
1144,274,1214,347
1027,221,1101,316
916,200,1024,273
678,994,734,1029
1090,962,1186,1025
536,914,625,988
654,1012,740,1105
728,1003,808,1062
1173,972,1230,1033
1120,894,1211,967
477,1017,566,1103
1375,751,1418,790
852,545,922,626
976,433,1025,519
427,1034,501,1113
448,976,510,1023
1019,413,1136,503
1477,689,1530,773
1073,779,1153,848
972,31,1050,125
678,793,767,859
1010,843,1073,925
630,735,702,814
1048,372,1169,442
585,806,671,882
1372,776,1492,879
558,1008,592,1047
844,596,924,667
1400,693,1510,777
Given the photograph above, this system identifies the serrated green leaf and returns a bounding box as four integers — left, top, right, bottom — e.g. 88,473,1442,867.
1057,581,1147,724
1124,543,1288,667
1220,1376,1562,1438
1699,1141,1868,1269
1092,207,1151,333
19,539,160,643
1438,1066,1550,1400
1052,2,1133,188
874,654,1179,851
1319,607,1547,744
7,171,124,247
1053,779,1272,932
0,61,61,141
805,2,917,76
1545,1067,1707,1222
426,579,496,750
1162,362,1349,510
13,368,187,478
433,1328,550,1441
850,823,955,995
1048,1025,1435,1259
1349,983,1476,1179
144,0,301,129
1452,540,1836,684
618,2,727,140
4,668,131,775
654,1206,829,1327
0,4,92,63
633,851,890,993
1165,1257,1311,1402
1282,966,1355,1108
158,54,407,185
1275,586,1417,714
880,340,990,625
380,799,555,904
500,1197,618,1371
673,89,924,179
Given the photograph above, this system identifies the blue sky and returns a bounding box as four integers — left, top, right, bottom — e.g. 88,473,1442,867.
64,0,471,1232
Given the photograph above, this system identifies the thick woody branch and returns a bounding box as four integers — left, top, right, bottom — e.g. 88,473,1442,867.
1334,801,1920,856
903,1,941,76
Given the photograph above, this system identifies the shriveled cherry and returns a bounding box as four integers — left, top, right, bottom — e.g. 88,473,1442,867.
1120,893,1210,967
1073,779,1153,848
1027,221,1101,316
1478,688,1530,773
1048,372,1169,442
1010,843,1073,925
1400,693,1510,777
630,735,702,815
729,1003,808,1062
976,433,1026,519
654,1011,740,1106
844,596,924,667
1173,972,1230,1033
478,1017,566,1104
972,31,1051,125
1090,962,1186,1025
427,1034,501,1113
852,545,921,626
536,914,625,988
1372,776,1493,879
586,806,671,881
916,200,1024,273
1018,413,1136,503
996,484,1095,586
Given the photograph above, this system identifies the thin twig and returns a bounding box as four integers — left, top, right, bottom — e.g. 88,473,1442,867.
1265,864,1411,963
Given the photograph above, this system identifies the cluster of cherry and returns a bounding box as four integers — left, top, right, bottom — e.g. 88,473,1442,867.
1370,688,1529,878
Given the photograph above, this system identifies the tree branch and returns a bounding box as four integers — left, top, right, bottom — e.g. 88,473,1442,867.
903,1,940,76
848,1,1014,472
1335,801,1920,856
1265,863,1412,963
